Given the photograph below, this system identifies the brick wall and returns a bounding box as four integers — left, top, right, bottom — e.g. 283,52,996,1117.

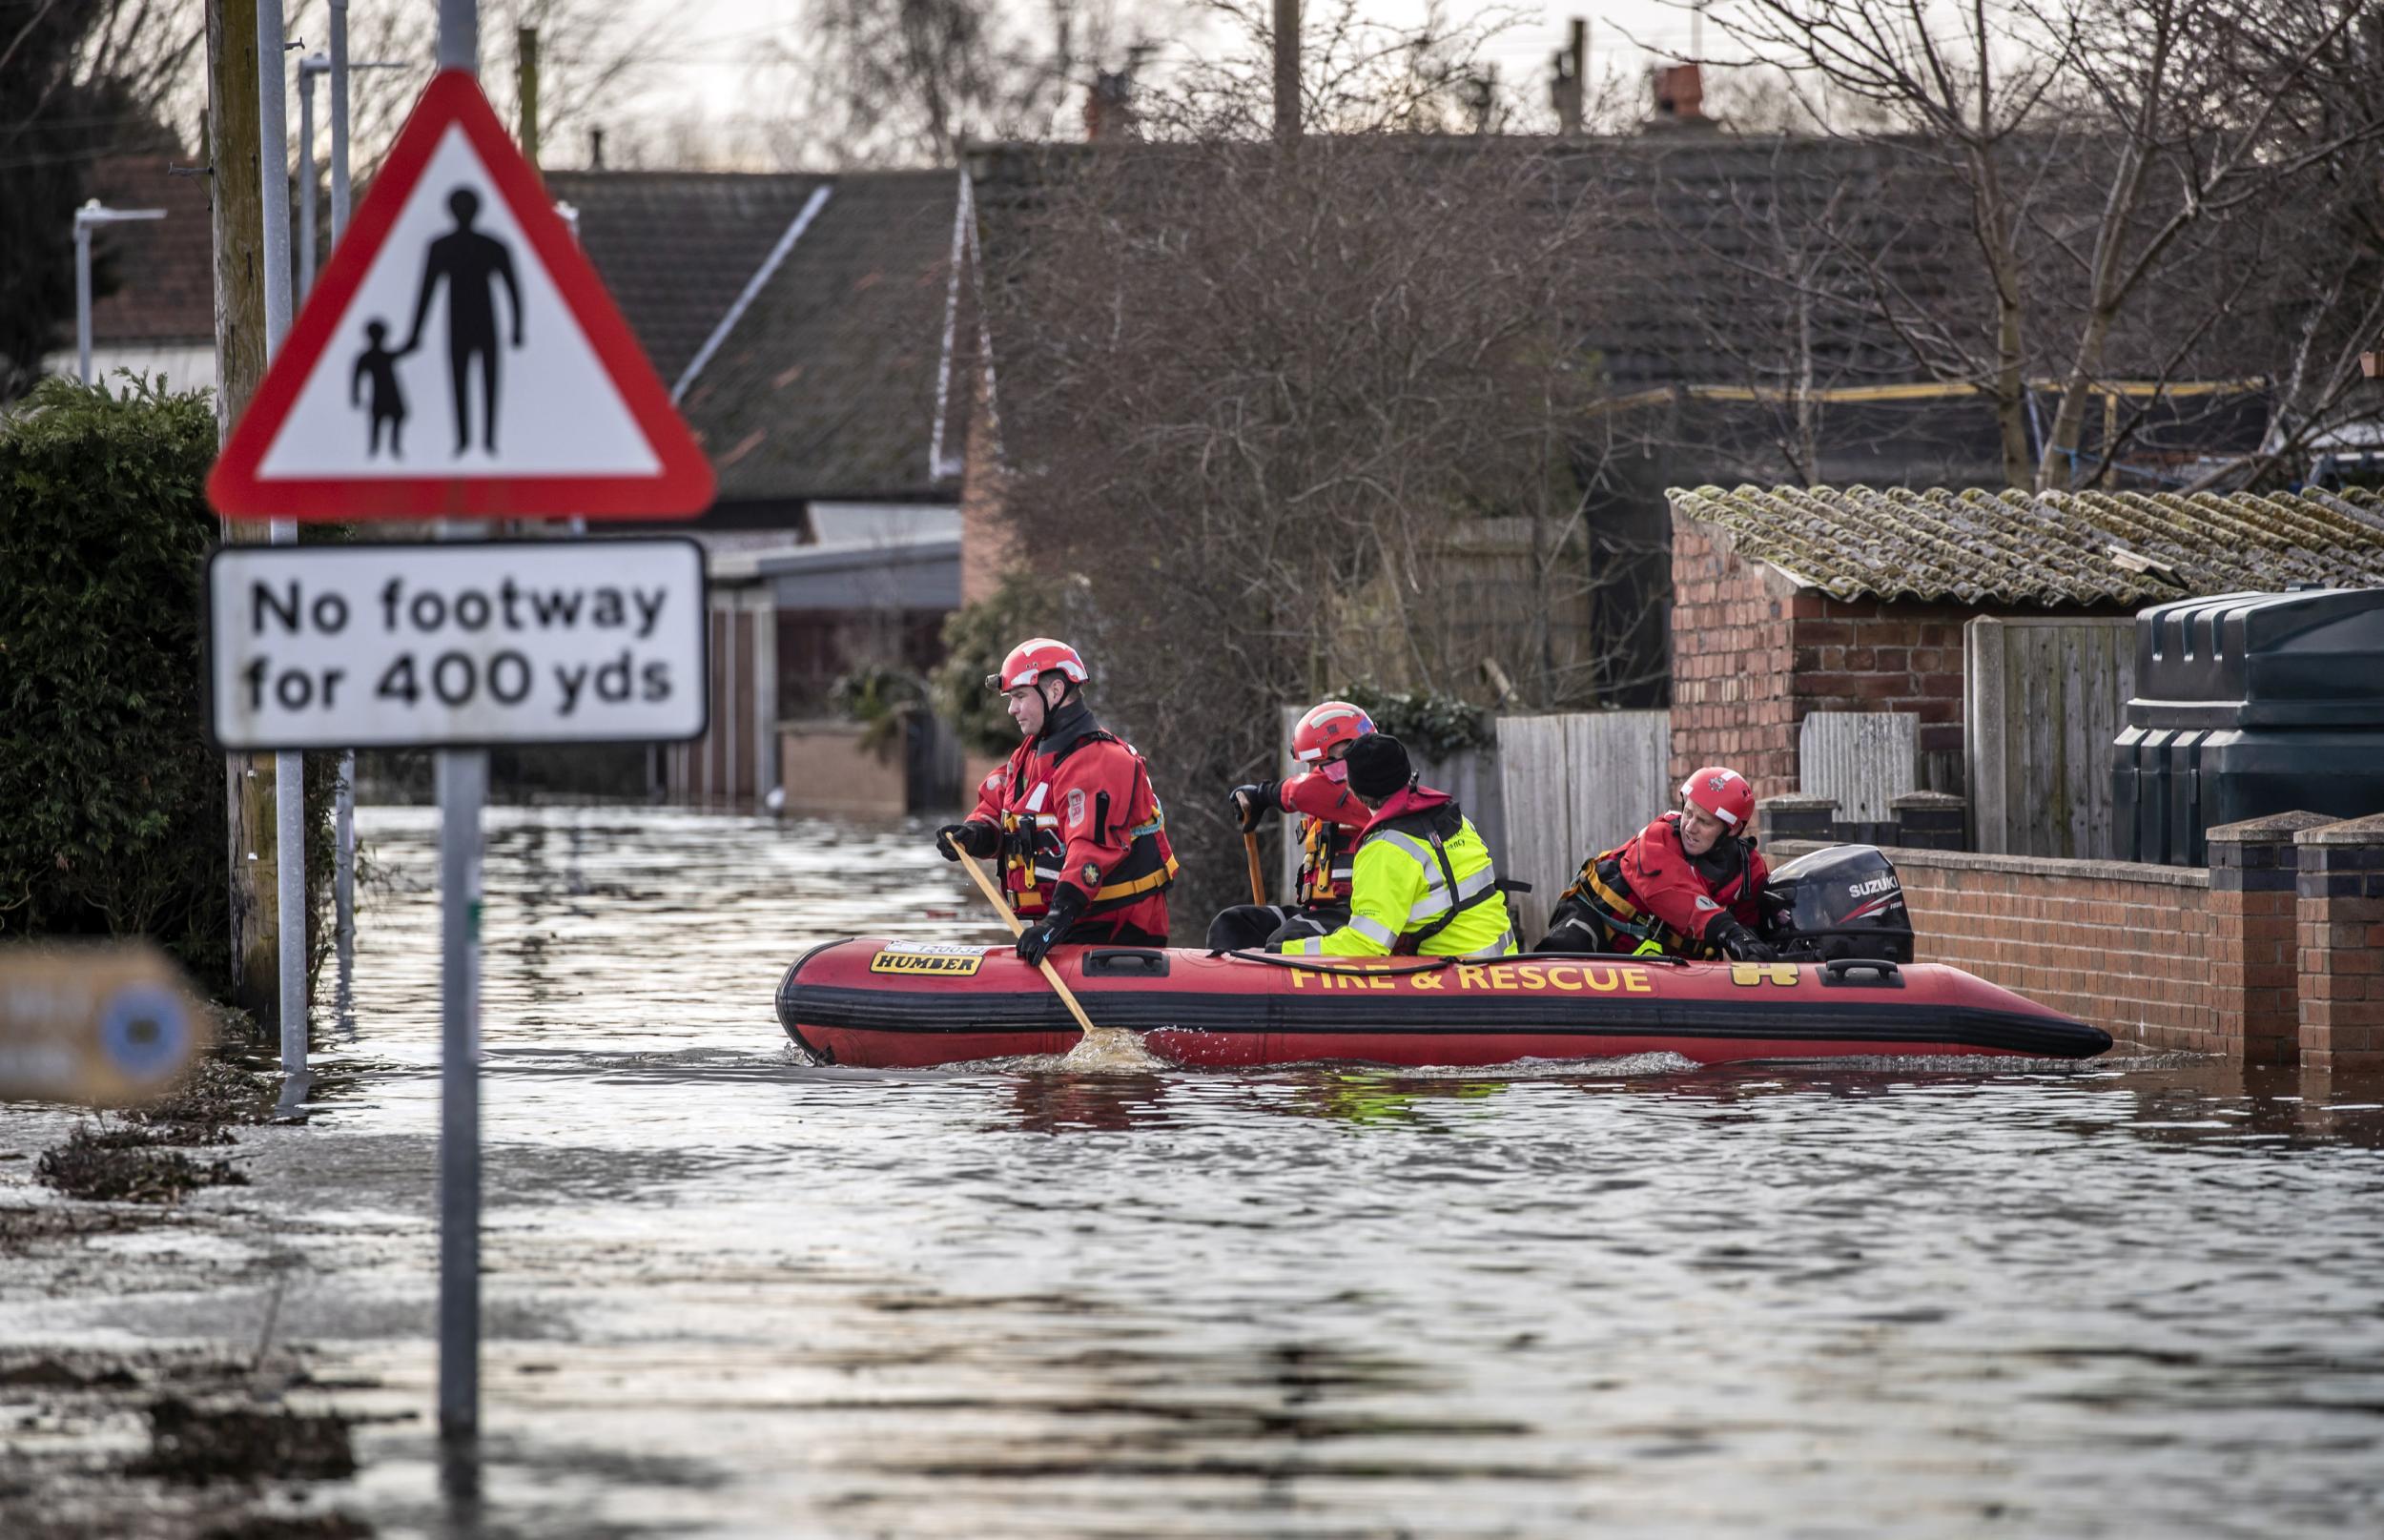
1769,812,2384,1061
2297,813,2384,1073
1669,518,1798,796
1883,848,2218,1053
1790,595,1972,772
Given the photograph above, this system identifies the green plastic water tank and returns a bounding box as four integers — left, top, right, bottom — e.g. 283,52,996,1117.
2113,587,2384,865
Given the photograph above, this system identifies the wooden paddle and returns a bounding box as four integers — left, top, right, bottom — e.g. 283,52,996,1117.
944,837,1132,1055
1243,832,1267,906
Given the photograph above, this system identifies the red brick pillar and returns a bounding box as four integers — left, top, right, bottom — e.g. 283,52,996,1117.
2206,811,2329,1065
2296,813,2384,1074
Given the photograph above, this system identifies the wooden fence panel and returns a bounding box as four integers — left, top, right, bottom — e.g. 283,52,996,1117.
1497,711,1669,942
1798,711,1917,824
1964,616,2136,858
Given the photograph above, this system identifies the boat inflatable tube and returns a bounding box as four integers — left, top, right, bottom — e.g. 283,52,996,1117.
776,940,2112,1070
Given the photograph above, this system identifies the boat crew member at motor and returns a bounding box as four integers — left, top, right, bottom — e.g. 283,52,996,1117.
1272,733,1517,959
1536,766,1777,961
1207,698,1375,953
936,637,1179,963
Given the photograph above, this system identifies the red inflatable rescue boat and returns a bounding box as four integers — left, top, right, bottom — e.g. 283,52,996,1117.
775,940,2111,1070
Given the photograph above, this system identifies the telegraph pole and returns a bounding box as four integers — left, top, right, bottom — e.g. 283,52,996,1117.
207,0,281,1026
1273,0,1299,146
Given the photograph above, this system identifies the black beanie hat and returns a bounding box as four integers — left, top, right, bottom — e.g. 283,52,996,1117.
1344,732,1412,800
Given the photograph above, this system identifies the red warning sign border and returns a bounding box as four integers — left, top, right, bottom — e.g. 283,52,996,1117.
208,70,714,522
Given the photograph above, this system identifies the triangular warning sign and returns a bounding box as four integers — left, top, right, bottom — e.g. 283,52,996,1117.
209,71,714,521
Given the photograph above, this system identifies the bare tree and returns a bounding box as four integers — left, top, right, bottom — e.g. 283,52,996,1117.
787,0,1156,166
976,136,1633,915
1701,0,2384,491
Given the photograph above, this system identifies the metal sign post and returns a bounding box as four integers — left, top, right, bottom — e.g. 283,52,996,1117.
204,538,710,1445
208,0,714,1453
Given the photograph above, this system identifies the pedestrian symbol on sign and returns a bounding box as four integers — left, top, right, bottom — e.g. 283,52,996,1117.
207,69,716,521
401,187,523,457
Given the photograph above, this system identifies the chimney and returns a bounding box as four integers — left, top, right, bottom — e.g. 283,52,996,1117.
1083,69,1138,142
1650,62,1705,126
589,127,606,170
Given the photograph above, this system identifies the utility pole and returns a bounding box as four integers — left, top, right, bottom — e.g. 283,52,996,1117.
1552,18,1587,137
517,27,540,172
1273,0,1299,146
207,0,281,1026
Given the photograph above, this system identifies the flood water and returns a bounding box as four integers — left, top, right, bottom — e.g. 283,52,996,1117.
34,808,2384,1535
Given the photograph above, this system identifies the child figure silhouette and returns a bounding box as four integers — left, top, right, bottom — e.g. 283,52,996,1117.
352,318,408,458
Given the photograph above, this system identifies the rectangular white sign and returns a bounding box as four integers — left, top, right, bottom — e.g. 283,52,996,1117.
206,539,709,749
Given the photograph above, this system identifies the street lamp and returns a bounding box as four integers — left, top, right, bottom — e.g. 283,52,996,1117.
74,199,166,386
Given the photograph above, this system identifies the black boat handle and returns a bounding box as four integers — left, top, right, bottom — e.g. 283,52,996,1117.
1084,948,1170,977
1822,957,1901,984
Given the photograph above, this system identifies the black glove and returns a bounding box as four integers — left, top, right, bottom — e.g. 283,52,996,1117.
1016,883,1088,967
1710,916,1778,962
936,821,997,861
1228,782,1280,832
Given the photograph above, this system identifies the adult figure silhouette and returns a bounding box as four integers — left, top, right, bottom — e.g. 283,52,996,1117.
401,187,523,456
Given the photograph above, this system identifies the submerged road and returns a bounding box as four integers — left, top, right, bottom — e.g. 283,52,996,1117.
6,807,2384,1537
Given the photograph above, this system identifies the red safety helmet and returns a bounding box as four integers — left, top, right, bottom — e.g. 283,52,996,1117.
1291,700,1375,764
987,637,1089,692
1680,765,1755,830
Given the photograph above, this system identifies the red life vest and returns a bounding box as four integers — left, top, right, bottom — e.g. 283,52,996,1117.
968,700,1177,927
1280,769,1367,907
1557,811,1770,959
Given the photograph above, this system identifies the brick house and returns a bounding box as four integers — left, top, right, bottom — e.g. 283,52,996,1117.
1664,483,2384,800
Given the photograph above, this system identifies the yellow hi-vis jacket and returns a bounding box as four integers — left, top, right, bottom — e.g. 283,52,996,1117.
1279,793,1517,959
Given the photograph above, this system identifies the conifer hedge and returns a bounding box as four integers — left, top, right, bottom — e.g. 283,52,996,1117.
0,376,331,996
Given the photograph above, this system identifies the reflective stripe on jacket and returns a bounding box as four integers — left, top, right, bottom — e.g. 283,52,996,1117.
1281,787,1515,959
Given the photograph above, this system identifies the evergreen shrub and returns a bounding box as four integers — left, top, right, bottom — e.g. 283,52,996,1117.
0,376,332,996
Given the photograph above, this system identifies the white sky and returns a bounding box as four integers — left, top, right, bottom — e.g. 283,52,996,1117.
613,0,1708,163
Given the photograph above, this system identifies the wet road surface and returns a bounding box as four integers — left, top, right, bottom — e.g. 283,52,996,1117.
7,806,2384,1537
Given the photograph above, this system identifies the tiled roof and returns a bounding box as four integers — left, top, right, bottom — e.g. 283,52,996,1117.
85,156,216,343
544,170,832,387
1667,484,2384,606
668,170,959,503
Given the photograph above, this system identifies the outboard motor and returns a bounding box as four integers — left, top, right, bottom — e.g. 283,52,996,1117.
1759,844,1915,964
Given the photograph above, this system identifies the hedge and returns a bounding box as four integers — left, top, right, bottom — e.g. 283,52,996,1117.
0,376,333,998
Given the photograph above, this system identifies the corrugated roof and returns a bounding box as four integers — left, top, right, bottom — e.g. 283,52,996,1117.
1667,484,2384,606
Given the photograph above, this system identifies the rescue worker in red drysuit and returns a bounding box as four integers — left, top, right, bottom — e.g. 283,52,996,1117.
1536,766,1778,961
936,638,1178,963
1206,699,1376,953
